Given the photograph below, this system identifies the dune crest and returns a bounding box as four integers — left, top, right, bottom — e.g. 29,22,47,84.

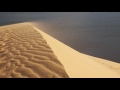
33,25,120,78
0,23,69,78
1,22,120,78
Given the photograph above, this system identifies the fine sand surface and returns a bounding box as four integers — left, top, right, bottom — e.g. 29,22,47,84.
88,56,120,75
0,23,69,78
1,23,120,78
34,25,120,78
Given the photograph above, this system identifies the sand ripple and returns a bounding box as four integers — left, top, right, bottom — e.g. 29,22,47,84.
0,23,69,78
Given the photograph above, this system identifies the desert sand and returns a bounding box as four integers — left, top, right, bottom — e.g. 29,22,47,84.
1,23,120,78
0,23,69,78
33,24,120,78
88,55,120,75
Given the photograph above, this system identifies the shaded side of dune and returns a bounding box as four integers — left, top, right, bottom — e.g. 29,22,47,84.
0,23,69,78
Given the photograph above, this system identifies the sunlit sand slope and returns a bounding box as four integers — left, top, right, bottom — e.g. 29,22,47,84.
34,26,120,78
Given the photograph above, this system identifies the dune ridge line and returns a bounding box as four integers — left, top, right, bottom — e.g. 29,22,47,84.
32,24,120,78
1,22,120,78
0,23,69,78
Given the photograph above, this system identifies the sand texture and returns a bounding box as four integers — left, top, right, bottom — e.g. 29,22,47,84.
1,22,120,78
0,23,69,78
34,26,120,78
88,56,120,75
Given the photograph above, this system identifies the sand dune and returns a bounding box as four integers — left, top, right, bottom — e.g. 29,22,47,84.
33,25,120,78
0,23,69,78
1,23,120,78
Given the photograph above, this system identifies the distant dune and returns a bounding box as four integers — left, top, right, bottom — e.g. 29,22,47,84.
0,23,120,78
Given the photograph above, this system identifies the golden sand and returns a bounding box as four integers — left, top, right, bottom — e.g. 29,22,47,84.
88,56,120,75
1,22,120,78
0,23,69,78
33,25,120,78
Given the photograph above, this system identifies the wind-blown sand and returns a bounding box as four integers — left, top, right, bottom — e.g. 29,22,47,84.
1,23,120,78
0,23,69,78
